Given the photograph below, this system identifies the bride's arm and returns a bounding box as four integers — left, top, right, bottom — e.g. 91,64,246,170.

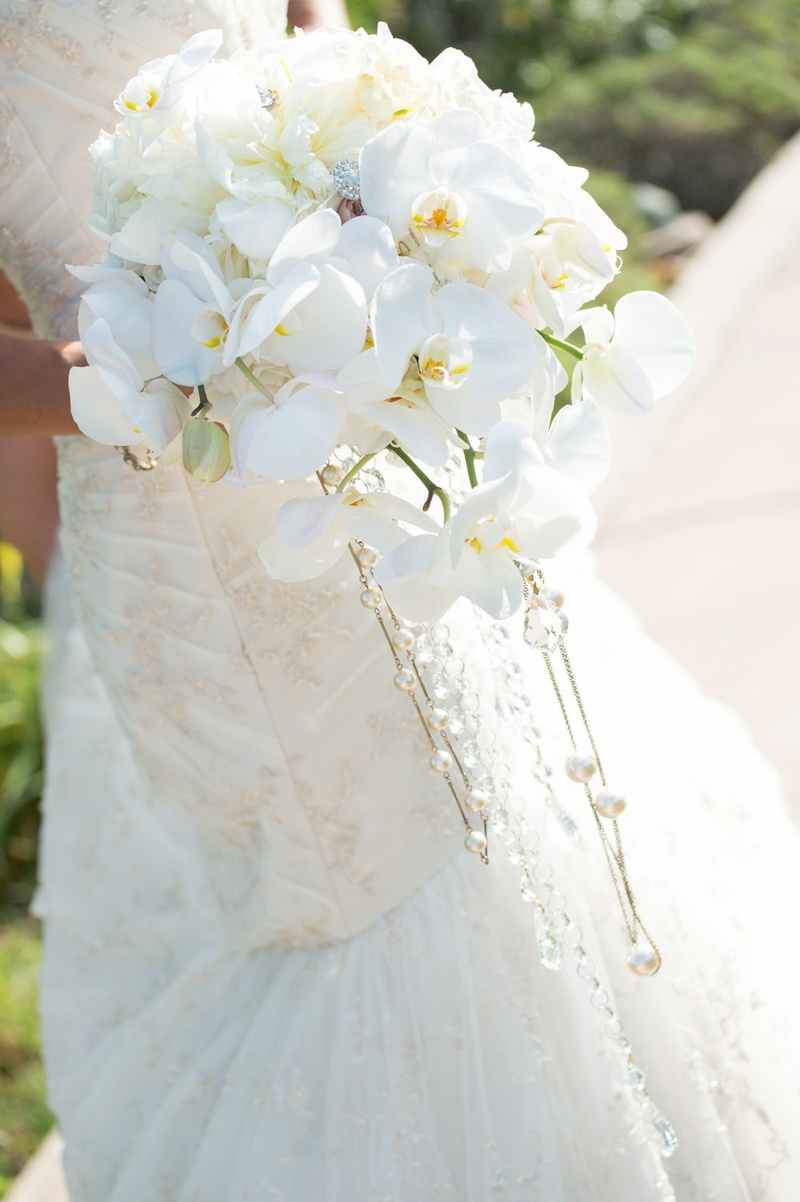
287,0,351,32
0,435,59,585
0,331,83,436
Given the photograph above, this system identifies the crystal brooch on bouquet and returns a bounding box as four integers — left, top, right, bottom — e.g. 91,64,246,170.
333,157,361,201
256,85,279,111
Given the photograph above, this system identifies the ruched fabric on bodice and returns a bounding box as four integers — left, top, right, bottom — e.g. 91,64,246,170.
56,437,467,945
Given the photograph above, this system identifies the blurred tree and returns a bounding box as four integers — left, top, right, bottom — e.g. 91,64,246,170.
349,0,800,218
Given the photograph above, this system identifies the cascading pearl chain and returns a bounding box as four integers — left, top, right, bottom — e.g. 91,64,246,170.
524,566,662,977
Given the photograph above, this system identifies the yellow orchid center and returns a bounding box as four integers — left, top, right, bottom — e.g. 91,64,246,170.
411,187,467,239
466,516,520,556
419,333,473,386
193,310,229,350
120,79,159,112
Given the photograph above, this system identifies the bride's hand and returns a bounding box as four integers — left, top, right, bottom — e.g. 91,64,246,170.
287,0,351,33
0,331,84,436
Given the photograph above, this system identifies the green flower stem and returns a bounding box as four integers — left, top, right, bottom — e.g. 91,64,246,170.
234,357,274,399
539,331,584,361
191,384,211,418
455,428,479,489
336,452,379,492
390,443,451,523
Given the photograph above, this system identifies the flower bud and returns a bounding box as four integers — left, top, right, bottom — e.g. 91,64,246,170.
182,419,231,483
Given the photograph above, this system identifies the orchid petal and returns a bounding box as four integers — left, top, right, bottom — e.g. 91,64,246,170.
82,317,143,398
613,291,695,400
360,121,436,235
434,282,539,405
259,522,347,582
447,545,524,619
334,216,399,301
582,344,654,415
246,386,341,481
547,399,611,495
482,421,544,483
230,265,320,362
229,393,272,478
152,279,217,385
68,364,138,445
267,209,342,286
215,197,295,261
79,282,157,377
372,262,435,388
275,493,342,549
374,534,458,623
277,265,368,372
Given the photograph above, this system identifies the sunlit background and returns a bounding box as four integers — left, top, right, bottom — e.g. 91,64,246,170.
2,0,799,1192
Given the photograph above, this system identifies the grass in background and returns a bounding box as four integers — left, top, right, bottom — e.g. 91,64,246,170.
0,545,50,1195
0,922,52,1198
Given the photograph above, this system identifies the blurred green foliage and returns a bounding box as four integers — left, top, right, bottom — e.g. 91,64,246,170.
349,0,800,219
0,923,52,1197
0,544,44,917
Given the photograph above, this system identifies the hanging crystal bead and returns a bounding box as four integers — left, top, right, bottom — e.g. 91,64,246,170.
532,905,564,971
647,1101,679,1158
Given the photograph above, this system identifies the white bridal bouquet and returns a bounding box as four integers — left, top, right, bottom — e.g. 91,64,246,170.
68,22,693,627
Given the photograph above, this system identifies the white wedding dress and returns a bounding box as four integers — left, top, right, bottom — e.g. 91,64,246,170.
2,3,800,1199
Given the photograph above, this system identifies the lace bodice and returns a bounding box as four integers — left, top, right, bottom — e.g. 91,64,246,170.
0,0,478,945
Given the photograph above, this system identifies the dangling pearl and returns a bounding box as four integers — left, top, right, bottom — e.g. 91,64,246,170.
320,463,342,487
393,668,415,691
356,545,379,569
464,828,488,855
392,628,415,652
565,754,597,784
360,587,383,609
627,946,661,977
429,749,453,774
464,788,488,813
594,790,626,819
426,707,449,732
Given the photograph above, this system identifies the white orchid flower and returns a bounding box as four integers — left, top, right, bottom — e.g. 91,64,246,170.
70,318,189,451
152,212,383,385
366,260,540,436
360,109,544,272
337,347,453,468
259,487,439,583
571,291,695,415
115,29,223,146
229,379,342,482
376,422,597,620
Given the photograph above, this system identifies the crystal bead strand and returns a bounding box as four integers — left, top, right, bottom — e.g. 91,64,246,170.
481,618,581,848
379,569,679,1157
